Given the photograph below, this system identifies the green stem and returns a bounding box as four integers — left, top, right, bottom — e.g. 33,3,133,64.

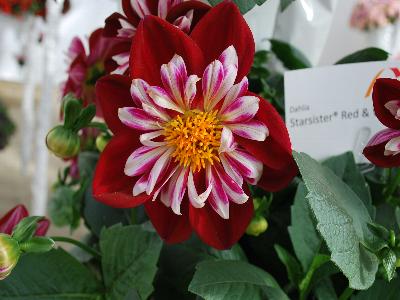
338,287,353,300
50,236,101,259
86,122,110,135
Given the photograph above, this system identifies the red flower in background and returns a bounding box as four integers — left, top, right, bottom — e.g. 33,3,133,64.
364,78,400,167
94,2,297,249
62,28,118,117
103,0,210,74
0,205,49,236
0,0,46,17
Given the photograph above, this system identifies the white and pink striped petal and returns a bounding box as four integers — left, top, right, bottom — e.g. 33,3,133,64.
173,10,194,33
118,107,161,131
131,0,151,18
385,136,400,156
158,0,184,19
146,148,174,195
188,171,212,208
220,96,259,124
112,52,130,75
228,120,268,142
221,77,249,112
125,146,167,177
148,86,184,113
207,166,230,219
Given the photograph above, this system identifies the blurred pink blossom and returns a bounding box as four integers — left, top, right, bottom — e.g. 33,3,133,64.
350,0,400,30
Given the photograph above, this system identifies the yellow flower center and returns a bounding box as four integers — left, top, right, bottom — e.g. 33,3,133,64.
163,110,222,172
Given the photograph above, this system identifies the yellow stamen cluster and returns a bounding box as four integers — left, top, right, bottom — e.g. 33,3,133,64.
163,110,222,172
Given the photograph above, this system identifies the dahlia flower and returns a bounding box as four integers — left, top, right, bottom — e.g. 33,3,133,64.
94,2,296,249
0,205,49,236
364,78,400,167
62,29,118,117
103,0,210,75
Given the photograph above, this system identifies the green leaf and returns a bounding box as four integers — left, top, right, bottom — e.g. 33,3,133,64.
73,104,96,131
352,278,400,299
335,48,389,65
280,0,295,11
208,0,268,14
274,244,303,286
100,224,163,300
395,207,400,231
0,249,102,299
288,182,321,271
63,94,82,129
299,254,330,299
314,279,337,300
189,260,289,300
78,151,99,178
49,185,81,229
323,152,375,218
293,152,378,290
270,39,311,70
155,236,247,300
379,248,397,281
367,223,389,241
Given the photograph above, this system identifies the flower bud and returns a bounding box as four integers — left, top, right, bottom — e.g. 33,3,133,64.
95,134,111,153
46,125,80,159
246,215,268,237
0,234,20,280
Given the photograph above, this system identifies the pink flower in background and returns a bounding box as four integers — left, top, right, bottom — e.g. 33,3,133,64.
62,28,118,117
350,0,400,30
103,0,210,75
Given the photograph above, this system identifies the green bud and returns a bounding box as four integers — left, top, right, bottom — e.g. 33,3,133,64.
46,125,80,159
95,134,111,153
0,234,21,280
246,215,268,237
20,237,55,253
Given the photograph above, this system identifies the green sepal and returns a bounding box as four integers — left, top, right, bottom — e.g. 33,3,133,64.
20,237,55,254
12,217,43,243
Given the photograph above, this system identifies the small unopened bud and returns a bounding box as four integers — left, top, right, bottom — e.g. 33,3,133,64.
246,215,268,237
46,125,80,159
95,134,111,153
0,234,20,280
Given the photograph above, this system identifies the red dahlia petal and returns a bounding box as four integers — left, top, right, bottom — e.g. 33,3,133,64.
190,1,254,82
93,134,150,208
130,15,205,85
96,74,137,135
104,12,128,37
363,142,400,168
35,219,50,236
237,94,297,191
166,1,211,30
0,205,29,235
373,78,400,129
189,196,253,250
145,198,192,243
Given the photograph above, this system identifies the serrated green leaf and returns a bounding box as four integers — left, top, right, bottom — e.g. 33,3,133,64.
395,207,400,231
208,0,268,14
379,248,397,281
49,185,81,229
100,224,163,300
293,152,378,290
0,249,102,299
274,244,303,286
189,260,289,300
288,183,321,271
323,152,375,218
335,48,388,65
270,39,311,70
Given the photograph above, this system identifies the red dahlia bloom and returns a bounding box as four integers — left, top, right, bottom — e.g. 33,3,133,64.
104,0,210,75
94,2,297,249
0,205,49,236
364,78,400,167
62,29,118,117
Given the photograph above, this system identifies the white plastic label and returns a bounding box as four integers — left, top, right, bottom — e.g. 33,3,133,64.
284,61,400,163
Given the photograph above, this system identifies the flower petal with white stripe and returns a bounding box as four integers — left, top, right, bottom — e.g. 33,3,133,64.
118,46,268,219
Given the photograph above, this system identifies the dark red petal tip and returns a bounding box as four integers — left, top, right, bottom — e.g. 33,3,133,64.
190,1,255,81
0,205,29,234
93,134,150,208
363,143,400,168
130,15,205,84
145,200,192,244
189,199,253,250
372,78,400,129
